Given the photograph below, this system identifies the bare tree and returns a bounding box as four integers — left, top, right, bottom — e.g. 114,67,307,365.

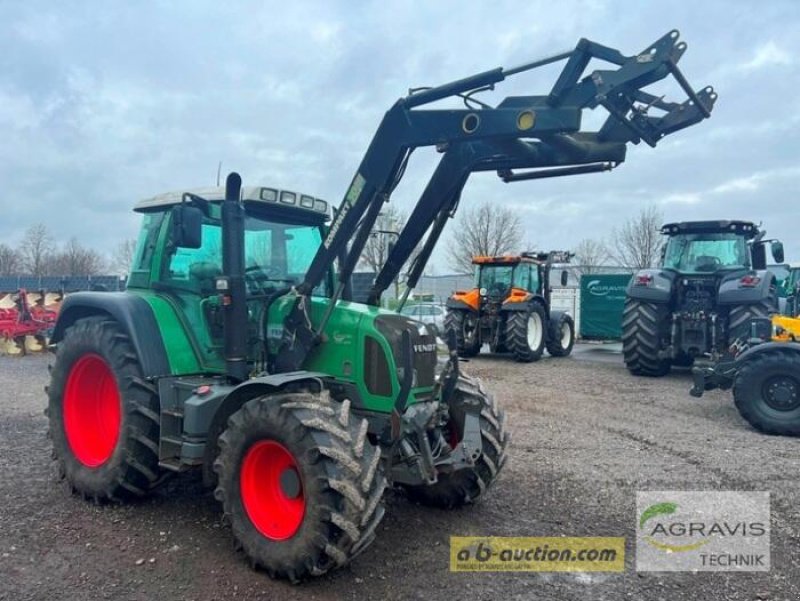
48,238,106,276
609,205,665,270
20,224,54,276
447,202,523,273
111,238,138,274
360,205,405,273
0,244,20,275
573,238,610,275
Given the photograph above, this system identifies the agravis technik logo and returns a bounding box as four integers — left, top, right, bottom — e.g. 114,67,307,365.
636,491,770,572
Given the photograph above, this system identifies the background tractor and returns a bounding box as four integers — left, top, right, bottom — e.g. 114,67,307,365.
445,251,574,362
623,220,783,377
691,314,800,436
46,31,713,581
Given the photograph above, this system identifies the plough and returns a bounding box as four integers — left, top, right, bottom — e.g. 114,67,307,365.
0,289,60,355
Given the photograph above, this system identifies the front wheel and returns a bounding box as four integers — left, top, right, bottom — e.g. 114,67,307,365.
47,316,162,501
444,309,481,357
546,313,575,357
506,304,546,362
733,351,800,436
214,392,387,581
403,374,509,508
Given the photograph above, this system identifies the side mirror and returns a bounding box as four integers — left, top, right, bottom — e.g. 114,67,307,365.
772,241,785,264
172,205,204,249
751,242,767,270
560,270,569,286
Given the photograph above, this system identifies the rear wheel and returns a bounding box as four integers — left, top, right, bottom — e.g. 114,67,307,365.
404,374,509,508
546,313,575,357
733,351,800,435
214,392,386,581
47,316,162,501
506,304,546,362
728,292,778,343
622,299,671,377
444,309,481,357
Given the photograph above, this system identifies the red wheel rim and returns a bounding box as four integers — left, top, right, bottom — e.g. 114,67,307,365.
240,440,305,540
63,354,122,467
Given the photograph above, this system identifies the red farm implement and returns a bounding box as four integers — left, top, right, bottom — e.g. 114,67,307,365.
0,289,60,355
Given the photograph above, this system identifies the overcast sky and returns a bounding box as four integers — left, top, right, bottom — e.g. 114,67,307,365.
1,1,798,273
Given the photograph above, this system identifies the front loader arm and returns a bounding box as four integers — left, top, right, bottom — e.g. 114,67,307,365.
279,29,716,372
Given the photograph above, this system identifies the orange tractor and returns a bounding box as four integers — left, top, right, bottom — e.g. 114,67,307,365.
444,251,574,362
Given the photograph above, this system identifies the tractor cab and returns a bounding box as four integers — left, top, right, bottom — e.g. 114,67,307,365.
473,255,541,302
660,221,782,274
469,251,571,306
128,186,332,373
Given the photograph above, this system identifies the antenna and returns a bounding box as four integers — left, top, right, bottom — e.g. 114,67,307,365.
216,161,222,186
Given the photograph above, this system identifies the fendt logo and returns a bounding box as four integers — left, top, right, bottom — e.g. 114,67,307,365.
413,343,437,353
586,280,627,297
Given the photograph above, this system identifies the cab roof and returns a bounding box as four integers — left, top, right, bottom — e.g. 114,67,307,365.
472,250,572,265
134,186,330,218
660,220,759,238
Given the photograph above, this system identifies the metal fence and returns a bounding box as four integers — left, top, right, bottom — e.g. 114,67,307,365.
0,275,127,293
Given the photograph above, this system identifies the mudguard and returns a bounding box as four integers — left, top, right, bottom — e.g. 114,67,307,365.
50,292,170,377
200,370,329,482
500,293,545,312
446,297,478,312
718,270,776,305
625,269,674,302
732,340,800,363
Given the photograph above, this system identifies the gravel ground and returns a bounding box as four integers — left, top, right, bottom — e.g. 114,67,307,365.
1,349,798,601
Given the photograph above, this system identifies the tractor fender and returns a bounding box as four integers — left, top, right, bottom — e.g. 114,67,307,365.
500,294,545,312
733,341,800,364
624,269,674,302
50,292,170,377
717,270,777,305
201,371,329,484
446,297,478,312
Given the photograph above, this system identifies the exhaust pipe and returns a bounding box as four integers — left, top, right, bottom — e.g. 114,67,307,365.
219,172,249,382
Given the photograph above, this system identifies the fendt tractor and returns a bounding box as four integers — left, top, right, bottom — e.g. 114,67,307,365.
445,251,575,361
623,220,783,377
46,31,714,580
691,313,800,436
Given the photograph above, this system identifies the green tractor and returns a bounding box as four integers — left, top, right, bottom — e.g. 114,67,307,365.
46,31,714,580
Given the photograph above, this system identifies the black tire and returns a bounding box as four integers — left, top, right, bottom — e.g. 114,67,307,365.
622,299,671,377
47,316,162,501
728,290,778,343
546,313,575,357
404,374,509,508
733,351,800,436
444,309,481,357
506,304,546,362
214,392,386,581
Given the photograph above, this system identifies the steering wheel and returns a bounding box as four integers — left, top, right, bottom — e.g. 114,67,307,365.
694,255,721,271
245,264,284,279
244,265,297,294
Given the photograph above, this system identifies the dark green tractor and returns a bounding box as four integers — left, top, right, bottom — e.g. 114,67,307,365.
46,31,714,580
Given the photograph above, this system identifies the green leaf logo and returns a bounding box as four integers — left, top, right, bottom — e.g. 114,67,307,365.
640,502,678,529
